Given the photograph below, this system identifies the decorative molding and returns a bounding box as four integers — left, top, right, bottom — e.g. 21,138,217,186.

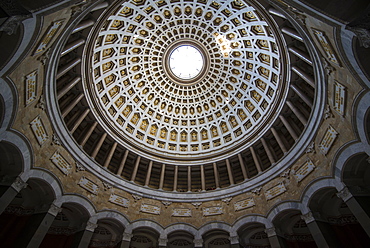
312,28,341,66
324,104,333,120
11,176,27,192
86,221,98,232
336,187,352,202
132,194,142,202
51,151,72,175
264,182,286,200
140,203,160,215
162,201,172,208
264,227,276,237
48,204,62,216
71,0,92,17
305,141,315,153
333,81,346,116
192,202,202,209
301,211,316,224
280,169,290,178
75,162,85,172
122,232,133,241
346,26,370,48
25,70,37,106
322,58,335,76
109,194,129,208
221,197,232,205
318,125,338,155
34,21,64,55
158,238,168,247
5,205,34,216
30,116,48,146
229,236,239,244
251,186,262,195
52,133,61,146
193,239,203,247
37,48,51,66
102,181,112,191
203,206,223,216
327,214,358,225
234,197,255,211
36,94,46,110
78,177,99,195
172,208,192,217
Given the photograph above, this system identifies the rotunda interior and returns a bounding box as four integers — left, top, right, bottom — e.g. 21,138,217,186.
0,0,369,247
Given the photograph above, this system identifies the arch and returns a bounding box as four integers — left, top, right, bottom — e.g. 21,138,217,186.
231,215,270,234
198,222,232,239
93,210,130,229
126,219,164,235
0,141,24,180
355,91,370,144
267,201,305,223
164,223,198,237
27,169,63,200
301,178,344,213
54,194,96,217
0,22,24,71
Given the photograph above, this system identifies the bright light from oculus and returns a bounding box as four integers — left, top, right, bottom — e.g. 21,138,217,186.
169,45,204,80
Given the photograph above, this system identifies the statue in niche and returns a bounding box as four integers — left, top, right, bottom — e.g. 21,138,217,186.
212,127,218,137
150,126,157,135
191,132,197,141
221,123,228,133
181,132,187,142
160,129,166,138
170,132,176,140
202,130,208,140
140,121,148,130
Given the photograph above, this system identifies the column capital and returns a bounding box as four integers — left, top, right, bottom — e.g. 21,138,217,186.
11,176,27,192
264,227,277,237
193,238,203,247
48,204,62,216
301,211,315,223
86,221,98,232
122,232,133,241
229,235,239,244
158,238,168,247
336,187,353,202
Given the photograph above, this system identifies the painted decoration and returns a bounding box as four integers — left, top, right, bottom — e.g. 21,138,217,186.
295,159,316,182
78,177,99,195
265,182,286,200
318,125,338,155
25,70,37,105
234,197,255,211
109,194,129,208
203,206,223,216
172,208,192,217
312,29,340,66
140,203,160,215
34,20,64,55
30,116,48,145
50,151,72,175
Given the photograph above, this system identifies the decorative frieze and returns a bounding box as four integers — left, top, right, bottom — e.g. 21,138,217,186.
264,182,286,200
172,208,192,217
78,177,99,195
140,203,160,215
234,197,255,211
295,159,316,182
312,29,340,66
30,116,48,146
25,70,37,106
333,81,346,116
51,151,72,175
203,206,223,216
318,125,338,155
109,194,129,208
34,20,64,55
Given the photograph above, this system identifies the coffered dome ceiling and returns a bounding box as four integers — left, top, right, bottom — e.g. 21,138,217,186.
83,0,289,164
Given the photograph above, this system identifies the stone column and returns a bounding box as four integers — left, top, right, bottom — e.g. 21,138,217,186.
73,221,98,248
301,211,340,247
26,204,62,248
118,232,133,248
337,187,370,237
158,238,168,248
0,176,27,215
193,238,203,248
265,227,287,248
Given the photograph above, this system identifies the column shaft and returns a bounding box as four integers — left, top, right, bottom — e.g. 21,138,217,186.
261,138,275,164
290,84,313,108
225,159,235,185
79,121,97,147
71,108,90,134
271,127,288,153
287,100,308,125
145,161,153,186
91,133,107,159
238,154,248,180
250,146,262,173
292,66,315,88
187,166,192,192
173,165,178,191
159,164,166,190
279,115,299,140
57,76,81,100
282,27,303,42
72,19,95,34
104,142,117,168
130,156,141,182
61,38,85,57
57,58,82,79
61,93,84,117
117,150,129,176
200,165,206,191
213,163,220,188
288,46,312,65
